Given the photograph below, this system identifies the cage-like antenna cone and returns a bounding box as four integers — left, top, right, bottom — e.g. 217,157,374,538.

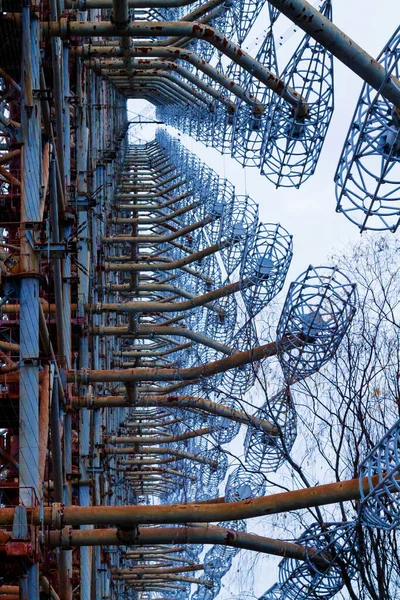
278,521,358,600
205,293,238,346
220,195,259,275
198,446,229,493
209,398,242,445
259,583,283,599
276,265,357,383
224,465,266,502
335,26,400,232
203,545,233,578
191,578,221,600
359,418,400,530
219,321,261,395
261,1,334,189
241,222,293,317
231,25,279,167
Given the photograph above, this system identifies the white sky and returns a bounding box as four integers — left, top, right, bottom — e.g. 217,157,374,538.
126,1,400,597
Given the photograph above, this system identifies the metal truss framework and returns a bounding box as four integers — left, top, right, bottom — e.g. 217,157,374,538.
0,1,398,600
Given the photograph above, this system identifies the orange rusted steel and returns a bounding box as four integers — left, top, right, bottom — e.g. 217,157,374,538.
114,574,210,586
39,365,50,483
107,426,212,444
71,393,278,433
0,165,21,187
43,21,309,115
0,475,377,528
0,149,21,166
46,525,329,567
114,564,204,574
66,335,305,383
0,585,19,595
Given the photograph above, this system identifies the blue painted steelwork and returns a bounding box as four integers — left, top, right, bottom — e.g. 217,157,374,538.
278,522,358,599
240,223,293,317
225,465,267,501
231,25,279,166
335,26,400,232
261,0,334,188
276,265,357,383
220,195,259,276
19,5,41,598
359,418,400,530
244,388,297,472
203,546,233,578
219,321,261,394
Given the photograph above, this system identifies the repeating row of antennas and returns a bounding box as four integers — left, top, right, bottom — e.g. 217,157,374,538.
149,9,400,231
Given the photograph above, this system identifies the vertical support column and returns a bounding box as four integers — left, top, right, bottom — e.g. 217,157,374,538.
76,58,92,600
19,3,41,599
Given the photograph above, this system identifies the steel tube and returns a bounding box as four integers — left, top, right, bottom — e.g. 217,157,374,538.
96,63,237,110
115,564,203,574
66,336,300,383
86,55,262,111
102,241,227,271
111,73,214,107
266,0,400,107
101,216,214,244
44,20,308,115
66,0,206,9
46,525,328,567
107,427,211,444
87,280,241,313
108,200,198,223
105,447,218,467
6,474,372,529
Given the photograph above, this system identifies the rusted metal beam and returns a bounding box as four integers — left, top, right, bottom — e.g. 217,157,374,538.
86,57,263,112
66,0,203,8
93,63,238,111
66,336,301,383
72,393,278,433
105,446,218,467
0,149,21,165
107,426,211,444
114,574,210,586
102,216,214,245
114,564,204,574
89,325,235,356
46,525,329,567
0,475,378,528
43,20,309,115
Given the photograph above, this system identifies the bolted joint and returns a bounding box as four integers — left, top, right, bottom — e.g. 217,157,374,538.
117,525,140,545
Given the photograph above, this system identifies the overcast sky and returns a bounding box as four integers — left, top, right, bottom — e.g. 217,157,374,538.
126,1,399,596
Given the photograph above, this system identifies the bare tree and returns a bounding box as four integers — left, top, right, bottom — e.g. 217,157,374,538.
220,234,400,600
